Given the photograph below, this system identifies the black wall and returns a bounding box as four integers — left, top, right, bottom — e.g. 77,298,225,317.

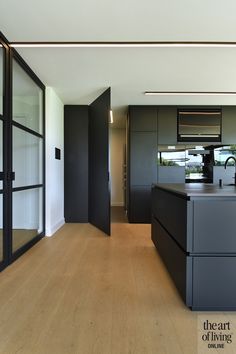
89,89,110,235
64,105,89,222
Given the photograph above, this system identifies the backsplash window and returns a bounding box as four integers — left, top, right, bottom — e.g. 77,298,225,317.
157,144,236,183
214,145,236,166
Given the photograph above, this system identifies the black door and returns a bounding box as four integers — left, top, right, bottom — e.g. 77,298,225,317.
89,88,110,235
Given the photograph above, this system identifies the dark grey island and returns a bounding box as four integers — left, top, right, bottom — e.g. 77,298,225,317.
151,183,236,311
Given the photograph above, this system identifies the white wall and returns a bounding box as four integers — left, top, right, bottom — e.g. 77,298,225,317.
46,87,64,236
109,127,126,206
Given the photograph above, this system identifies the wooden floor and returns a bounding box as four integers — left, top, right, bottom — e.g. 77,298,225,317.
0,223,236,354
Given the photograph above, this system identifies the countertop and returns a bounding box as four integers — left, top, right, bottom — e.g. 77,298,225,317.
153,183,236,197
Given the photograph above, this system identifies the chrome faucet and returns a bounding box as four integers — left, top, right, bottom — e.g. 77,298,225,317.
224,156,236,185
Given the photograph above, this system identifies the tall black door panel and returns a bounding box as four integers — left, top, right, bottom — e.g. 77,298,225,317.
64,106,89,222
89,89,110,235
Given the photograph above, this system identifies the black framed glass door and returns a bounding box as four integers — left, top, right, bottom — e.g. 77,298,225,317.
0,120,3,264
0,32,45,270
0,41,5,269
11,54,45,259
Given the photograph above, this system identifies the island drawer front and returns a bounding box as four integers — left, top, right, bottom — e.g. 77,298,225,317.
151,216,192,306
193,200,236,253
192,256,236,309
152,188,191,251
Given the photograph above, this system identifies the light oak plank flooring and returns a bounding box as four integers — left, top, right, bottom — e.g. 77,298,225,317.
0,223,235,354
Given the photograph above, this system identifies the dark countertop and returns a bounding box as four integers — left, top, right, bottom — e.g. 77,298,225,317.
153,183,236,197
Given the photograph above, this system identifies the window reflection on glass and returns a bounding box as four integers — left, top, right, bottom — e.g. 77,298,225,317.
12,59,43,134
157,144,221,183
213,145,236,185
0,46,3,115
185,145,213,181
157,145,186,166
214,145,236,166
12,187,43,252
13,126,43,188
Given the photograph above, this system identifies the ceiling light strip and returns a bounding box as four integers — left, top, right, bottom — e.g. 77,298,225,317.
145,91,236,96
9,41,236,48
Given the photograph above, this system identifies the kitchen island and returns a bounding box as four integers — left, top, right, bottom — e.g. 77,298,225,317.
151,183,236,311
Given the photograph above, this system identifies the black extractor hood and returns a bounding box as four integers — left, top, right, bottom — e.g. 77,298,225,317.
177,108,222,142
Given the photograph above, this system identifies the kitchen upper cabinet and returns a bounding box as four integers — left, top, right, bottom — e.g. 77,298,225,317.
222,106,236,144
130,132,157,185
157,107,177,144
129,106,157,131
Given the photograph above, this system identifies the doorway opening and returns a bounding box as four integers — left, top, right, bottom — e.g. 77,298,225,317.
109,113,127,223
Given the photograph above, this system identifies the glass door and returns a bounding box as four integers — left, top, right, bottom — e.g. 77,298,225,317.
0,44,4,266
0,33,45,270
11,56,44,257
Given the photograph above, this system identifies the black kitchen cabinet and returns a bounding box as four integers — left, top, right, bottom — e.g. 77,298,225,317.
192,257,236,310
130,132,157,185
157,107,177,144
152,184,236,310
129,106,157,131
151,216,192,306
127,106,157,223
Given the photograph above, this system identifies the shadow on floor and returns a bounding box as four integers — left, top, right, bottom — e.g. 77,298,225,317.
111,206,128,223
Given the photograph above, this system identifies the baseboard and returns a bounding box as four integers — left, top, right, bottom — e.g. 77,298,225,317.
46,218,65,237
111,202,124,207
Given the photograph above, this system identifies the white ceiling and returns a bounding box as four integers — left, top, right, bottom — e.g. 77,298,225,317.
1,0,236,127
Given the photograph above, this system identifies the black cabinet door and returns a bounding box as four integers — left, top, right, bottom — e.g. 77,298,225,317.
152,187,189,251
192,257,236,310
193,199,236,253
127,106,157,223
89,89,111,236
129,186,152,223
130,132,157,185
157,107,177,144
151,217,192,306
129,106,157,131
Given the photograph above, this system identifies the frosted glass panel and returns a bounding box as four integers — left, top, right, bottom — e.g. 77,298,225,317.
12,188,43,252
0,46,3,115
13,59,43,134
13,126,43,188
